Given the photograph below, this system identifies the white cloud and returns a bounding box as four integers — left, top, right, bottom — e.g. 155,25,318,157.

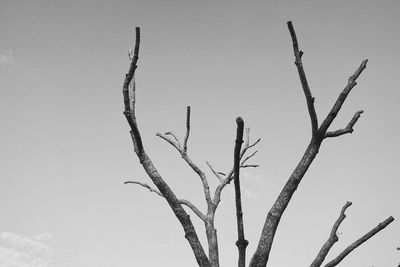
0,232,55,267
0,50,16,68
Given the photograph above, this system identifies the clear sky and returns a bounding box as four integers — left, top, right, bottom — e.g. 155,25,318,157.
0,0,399,266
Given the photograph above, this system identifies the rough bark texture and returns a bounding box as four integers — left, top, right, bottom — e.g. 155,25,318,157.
121,23,394,267
249,21,370,267
233,117,249,267
310,201,352,267
122,27,211,267
324,216,394,267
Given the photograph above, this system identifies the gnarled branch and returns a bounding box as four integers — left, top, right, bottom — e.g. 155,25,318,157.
324,110,364,138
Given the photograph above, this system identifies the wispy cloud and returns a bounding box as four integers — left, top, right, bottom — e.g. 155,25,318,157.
0,232,55,267
0,50,16,68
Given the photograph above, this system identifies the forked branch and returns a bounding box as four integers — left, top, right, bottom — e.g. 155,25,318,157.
156,107,213,207
122,28,210,267
318,60,368,136
310,201,352,267
249,21,371,267
324,111,364,138
324,216,394,267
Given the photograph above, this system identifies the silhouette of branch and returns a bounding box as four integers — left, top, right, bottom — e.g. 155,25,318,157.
318,60,368,136
233,117,249,267
124,180,207,222
310,201,352,267
324,216,395,267
288,21,318,136
122,28,210,266
206,161,224,183
324,111,364,138
156,107,212,206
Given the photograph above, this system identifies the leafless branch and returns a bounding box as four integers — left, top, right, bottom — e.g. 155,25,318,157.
324,216,395,267
233,117,249,267
250,22,368,267
124,180,163,197
156,108,212,206
124,181,207,222
165,131,181,145
122,28,210,266
324,111,364,138
213,132,260,207
287,21,318,136
241,164,260,169
206,161,224,183
310,201,352,267
184,106,190,153
241,150,258,166
318,60,368,136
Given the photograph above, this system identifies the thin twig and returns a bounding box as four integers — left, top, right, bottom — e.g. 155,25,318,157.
184,106,191,153
124,181,163,197
124,180,207,222
206,161,224,183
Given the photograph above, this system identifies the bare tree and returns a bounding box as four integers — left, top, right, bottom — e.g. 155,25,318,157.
121,22,394,267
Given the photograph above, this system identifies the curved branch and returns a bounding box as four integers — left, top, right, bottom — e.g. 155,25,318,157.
122,28,210,267
125,181,207,222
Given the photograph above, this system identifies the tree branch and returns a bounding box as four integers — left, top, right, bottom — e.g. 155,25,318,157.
156,107,212,207
310,201,352,267
250,22,370,267
241,150,258,166
233,117,249,267
124,180,207,222
324,111,364,138
318,60,368,136
122,28,210,267
324,216,395,267
206,161,224,183
184,106,190,153
287,21,318,136
124,180,163,197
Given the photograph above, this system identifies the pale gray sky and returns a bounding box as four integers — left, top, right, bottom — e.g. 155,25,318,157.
0,0,399,266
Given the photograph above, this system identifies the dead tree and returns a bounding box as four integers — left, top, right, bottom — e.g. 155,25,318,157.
121,22,394,267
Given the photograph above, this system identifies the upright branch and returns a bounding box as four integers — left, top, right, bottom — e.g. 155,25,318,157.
122,27,210,267
249,21,369,267
233,117,249,267
156,106,213,207
319,59,368,136
324,216,394,267
287,21,318,136
310,201,352,267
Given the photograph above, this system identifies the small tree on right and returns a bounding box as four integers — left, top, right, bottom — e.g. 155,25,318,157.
121,21,394,267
